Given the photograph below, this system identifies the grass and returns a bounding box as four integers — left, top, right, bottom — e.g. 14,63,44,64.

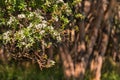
0,62,64,80
0,58,120,80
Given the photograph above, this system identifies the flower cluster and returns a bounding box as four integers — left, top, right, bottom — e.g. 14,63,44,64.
2,11,61,49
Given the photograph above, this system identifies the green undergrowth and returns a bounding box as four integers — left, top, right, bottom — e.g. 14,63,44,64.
0,62,64,80
0,58,120,80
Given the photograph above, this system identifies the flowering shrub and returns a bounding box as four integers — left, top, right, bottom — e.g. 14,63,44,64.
0,0,120,80
0,0,83,68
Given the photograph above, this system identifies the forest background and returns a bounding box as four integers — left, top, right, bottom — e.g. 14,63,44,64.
0,0,120,80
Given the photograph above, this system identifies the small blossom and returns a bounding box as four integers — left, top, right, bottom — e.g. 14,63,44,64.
40,30,45,34
2,31,12,44
42,20,47,24
14,30,25,40
28,12,34,18
3,31,11,40
28,23,33,28
56,36,61,41
54,16,59,21
21,42,26,45
35,24,42,29
53,32,58,36
18,14,26,18
34,12,44,19
56,0,64,3
7,16,15,25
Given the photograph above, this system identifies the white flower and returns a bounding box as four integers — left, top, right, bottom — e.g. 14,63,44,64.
19,30,25,39
3,31,11,40
54,16,59,21
15,30,25,40
21,42,26,45
40,30,45,34
28,23,33,28
34,12,44,19
56,0,64,3
35,23,47,29
35,24,42,29
48,26,54,31
7,16,15,25
2,31,12,43
18,14,26,18
42,23,47,28
42,20,47,24
53,32,58,36
28,12,34,17
56,36,61,41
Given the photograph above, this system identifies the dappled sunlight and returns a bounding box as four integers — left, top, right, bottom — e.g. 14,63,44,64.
0,0,120,80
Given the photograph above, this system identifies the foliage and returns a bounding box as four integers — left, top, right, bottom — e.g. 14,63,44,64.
0,0,120,80
0,63,64,80
0,60,120,80
0,0,83,68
